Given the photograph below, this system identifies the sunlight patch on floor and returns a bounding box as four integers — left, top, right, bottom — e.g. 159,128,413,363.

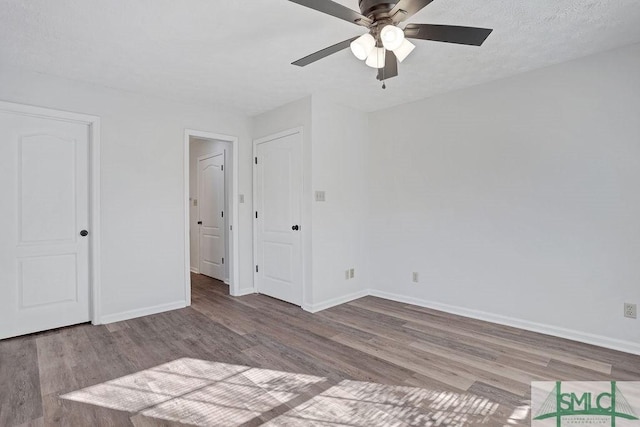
61,358,530,426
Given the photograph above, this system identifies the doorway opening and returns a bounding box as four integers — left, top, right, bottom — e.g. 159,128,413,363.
184,130,239,303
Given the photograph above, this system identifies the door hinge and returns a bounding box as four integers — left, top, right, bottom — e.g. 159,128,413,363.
255,157,257,165
256,265,259,273
230,225,232,231
221,165,224,171
221,211,224,218
222,258,225,265
255,211,258,219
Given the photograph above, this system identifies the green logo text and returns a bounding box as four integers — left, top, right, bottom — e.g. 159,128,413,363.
534,381,638,426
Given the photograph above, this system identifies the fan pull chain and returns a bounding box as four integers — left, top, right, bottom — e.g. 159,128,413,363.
378,32,386,90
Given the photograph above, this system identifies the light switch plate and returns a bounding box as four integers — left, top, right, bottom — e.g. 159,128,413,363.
239,194,245,204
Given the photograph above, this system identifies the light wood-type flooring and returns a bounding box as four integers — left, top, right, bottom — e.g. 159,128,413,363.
1,273,639,426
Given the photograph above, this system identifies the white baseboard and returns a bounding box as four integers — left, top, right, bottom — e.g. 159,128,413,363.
100,300,187,324
190,267,199,274
231,287,256,297
368,289,640,356
303,289,369,314
96,287,640,355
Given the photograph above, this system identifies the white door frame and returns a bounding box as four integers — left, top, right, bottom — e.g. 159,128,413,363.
252,127,305,304
184,129,239,301
0,100,102,325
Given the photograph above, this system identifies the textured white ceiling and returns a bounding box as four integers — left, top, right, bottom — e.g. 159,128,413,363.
1,0,640,116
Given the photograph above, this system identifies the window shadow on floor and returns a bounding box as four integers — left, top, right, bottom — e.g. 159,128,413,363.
61,358,530,426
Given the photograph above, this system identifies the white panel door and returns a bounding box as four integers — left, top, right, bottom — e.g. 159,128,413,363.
198,151,225,281
0,111,90,339
255,131,302,305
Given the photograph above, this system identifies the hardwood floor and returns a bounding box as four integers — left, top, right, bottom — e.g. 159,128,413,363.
1,273,639,426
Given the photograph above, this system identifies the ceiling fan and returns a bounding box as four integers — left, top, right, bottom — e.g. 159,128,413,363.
289,0,493,87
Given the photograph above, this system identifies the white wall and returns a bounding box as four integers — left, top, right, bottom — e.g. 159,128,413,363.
0,65,253,322
366,43,640,352
189,137,232,281
310,96,369,309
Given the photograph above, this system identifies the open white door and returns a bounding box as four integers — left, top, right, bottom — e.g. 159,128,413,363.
0,110,90,339
198,151,225,281
254,130,303,305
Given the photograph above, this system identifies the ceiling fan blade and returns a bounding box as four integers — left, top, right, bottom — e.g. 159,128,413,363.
389,0,435,24
377,50,398,81
288,0,372,27
404,24,493,46
292,37,359,67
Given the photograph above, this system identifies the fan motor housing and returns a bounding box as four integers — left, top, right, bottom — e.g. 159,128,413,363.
358,0,398,20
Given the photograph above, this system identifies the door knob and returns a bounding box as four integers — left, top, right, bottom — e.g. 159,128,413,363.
291,225,299,231
198,221,202,225
80,230,89,237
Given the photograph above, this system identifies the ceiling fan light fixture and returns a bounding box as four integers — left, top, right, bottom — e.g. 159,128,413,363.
380,25,405,51
350,33,376,60
365,47,386,69
393,39,416,62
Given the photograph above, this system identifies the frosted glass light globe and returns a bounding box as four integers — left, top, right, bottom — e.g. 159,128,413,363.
365,47,386,69
394,39,416,62
380,25,405,51
350,33,376,60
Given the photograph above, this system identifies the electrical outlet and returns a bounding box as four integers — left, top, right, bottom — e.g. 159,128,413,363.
345,270,350,280
315,191,326,202
412,272,419,283
624,303,637,319
349,268,355,279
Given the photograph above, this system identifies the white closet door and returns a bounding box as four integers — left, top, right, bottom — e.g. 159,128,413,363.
254,131,302,305
0,111,90,339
